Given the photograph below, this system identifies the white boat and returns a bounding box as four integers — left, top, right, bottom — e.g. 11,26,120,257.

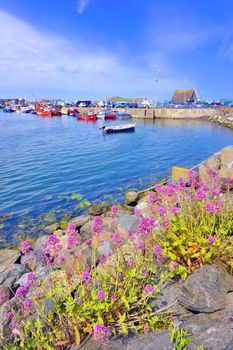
101,123,136,134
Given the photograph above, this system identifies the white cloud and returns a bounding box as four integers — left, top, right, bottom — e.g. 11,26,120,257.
77,0,90,15
0,9,188,100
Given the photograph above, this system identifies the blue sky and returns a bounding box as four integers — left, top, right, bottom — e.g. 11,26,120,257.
0,0,233,101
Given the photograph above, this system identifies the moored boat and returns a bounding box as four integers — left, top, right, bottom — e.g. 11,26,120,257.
37,110,52,117
51,109,62,116
77,114,97,121
101,123,136,134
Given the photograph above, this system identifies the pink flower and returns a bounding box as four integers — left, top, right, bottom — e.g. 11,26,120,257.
47,235,60,246
59,256,65,264
81,270,92,284
226,176,233,183
93,324,110,347
0,293,8,304
144,325,150,333
92,216,104,236
6,311,13,318
205,202,215,213
67,235,81,249
148,192,156,202
97,290,105,300
137,217,155,236
21,241,32,255
111,294,117,301
154,244,162,255
137,240,145,251
145,284,154,295
110,233,123,246
208,236,215,245
196,189,207,201
110,205,119,217
15,285,28,298
23,299,33,312
128,230,134,240
208,168,218,177
158,207,167,216
212,188,220,196
128,259,135,267
134,208,142,216
172,261,179,268
143,270,149,277
171,206,179,214
99,255,107,265
66,223,77,234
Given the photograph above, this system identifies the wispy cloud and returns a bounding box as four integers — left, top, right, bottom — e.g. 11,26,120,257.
77,0,90,15
0,9,180,100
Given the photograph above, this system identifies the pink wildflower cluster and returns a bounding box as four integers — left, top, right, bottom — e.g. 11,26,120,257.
110,205,119,217
42,235,62,265
21,241,32,255
0,293,8,305
92,216,104,236
137,217,155,237
144,284,154,295
153,244,163,263
110,232,123,246
97,290,105,300
93,324,110,347
81,269,92,284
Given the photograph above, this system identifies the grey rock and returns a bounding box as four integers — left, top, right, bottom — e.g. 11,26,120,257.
53,229,65,237
33,235,48,262
44,222,60,233
80,220,93,241
0,264,25,287
88,202,112,216
134,201,151,218
0,250,20,274
187,324,233,350
76,331,173,350
221,146,233,168
69,215,91,229
125,191,140,206
206,155,221,170
97,239,112,258
178,264,232,313
225,344,233,350
117,214,139,233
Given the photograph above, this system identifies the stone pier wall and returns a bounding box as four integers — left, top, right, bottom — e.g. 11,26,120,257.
77,107,233,128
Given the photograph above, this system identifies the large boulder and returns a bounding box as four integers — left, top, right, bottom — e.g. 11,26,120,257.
0,250,20,274
125,191,140,206
75,330,173,350
221,146,233,168
178,264,233,313
69,215,91,229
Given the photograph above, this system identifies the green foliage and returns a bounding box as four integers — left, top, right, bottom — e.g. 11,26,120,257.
170,323,191,350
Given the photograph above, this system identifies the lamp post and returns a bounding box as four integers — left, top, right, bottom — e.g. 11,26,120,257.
154,69,160,106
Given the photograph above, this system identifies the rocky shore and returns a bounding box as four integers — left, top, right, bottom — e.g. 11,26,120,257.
0,147,233,350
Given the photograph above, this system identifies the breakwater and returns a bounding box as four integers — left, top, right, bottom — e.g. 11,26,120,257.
79,107,233,128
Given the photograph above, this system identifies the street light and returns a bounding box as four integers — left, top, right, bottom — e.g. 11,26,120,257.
154,69,160,106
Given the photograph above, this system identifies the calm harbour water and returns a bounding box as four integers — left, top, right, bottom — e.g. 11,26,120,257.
0,111,232,246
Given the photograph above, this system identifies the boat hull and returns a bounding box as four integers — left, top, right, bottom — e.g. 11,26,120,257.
102,123,136,134
77,115,97,121
37,111,52,117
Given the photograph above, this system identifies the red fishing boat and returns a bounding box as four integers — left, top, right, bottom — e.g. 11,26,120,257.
68,108,79,115
105,112,116,119
51,110,62,116
77,114,97,121
37,110,52,117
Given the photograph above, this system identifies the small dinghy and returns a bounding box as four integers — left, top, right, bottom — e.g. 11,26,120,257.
101,123,136,134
